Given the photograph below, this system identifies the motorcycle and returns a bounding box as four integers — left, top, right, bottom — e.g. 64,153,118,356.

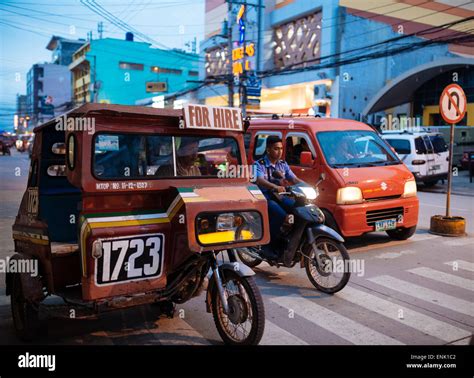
234,175,351,294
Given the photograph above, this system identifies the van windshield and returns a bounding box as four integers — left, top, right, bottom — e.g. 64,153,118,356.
317,130,401,167
93,133,241,179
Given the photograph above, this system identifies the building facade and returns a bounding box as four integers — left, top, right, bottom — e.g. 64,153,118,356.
69,35,200,107
197,0,474,127
26,63,72,127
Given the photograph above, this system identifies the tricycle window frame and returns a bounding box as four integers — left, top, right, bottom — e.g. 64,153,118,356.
90,131,244,181
194,209,265,248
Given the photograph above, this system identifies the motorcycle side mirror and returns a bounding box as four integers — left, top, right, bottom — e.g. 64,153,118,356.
300,151,314,167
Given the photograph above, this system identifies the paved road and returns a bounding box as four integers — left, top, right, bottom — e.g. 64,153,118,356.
0,150,472,345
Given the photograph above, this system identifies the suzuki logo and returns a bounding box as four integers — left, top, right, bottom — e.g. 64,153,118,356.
381,182,388,191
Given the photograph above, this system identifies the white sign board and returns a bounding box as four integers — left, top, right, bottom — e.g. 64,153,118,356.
183,104,243,131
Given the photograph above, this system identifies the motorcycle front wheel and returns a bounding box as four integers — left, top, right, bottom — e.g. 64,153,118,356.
303,237,351,294
211,270,265,345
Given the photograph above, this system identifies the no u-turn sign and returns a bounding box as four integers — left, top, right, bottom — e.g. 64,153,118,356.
439,83,467,124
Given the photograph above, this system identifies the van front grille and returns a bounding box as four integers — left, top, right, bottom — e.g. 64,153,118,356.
366,207,403,226
364,195,401,202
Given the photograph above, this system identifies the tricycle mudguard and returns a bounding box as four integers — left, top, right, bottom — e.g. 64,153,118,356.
205,262,255,313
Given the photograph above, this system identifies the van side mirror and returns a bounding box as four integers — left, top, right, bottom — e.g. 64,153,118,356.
300,151,313,167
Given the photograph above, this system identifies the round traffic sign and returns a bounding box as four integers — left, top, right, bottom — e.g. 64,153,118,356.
439,84,467,124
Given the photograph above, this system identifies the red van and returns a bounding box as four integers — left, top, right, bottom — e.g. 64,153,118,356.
246,117,419,239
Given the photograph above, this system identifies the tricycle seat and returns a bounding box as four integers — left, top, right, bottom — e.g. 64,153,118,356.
50,242,78,256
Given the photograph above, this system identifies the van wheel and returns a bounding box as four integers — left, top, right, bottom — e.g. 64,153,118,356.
11,274,41,341
386,226,416,240
423,180,438,187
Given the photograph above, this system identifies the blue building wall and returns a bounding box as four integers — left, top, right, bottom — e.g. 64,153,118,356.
338,12,455,120
87,38,200,105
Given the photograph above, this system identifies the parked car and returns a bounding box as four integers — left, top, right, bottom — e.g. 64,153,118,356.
381,131,449,187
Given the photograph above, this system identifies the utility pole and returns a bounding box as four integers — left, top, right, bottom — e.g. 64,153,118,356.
227,0,234,107
98,22,103,39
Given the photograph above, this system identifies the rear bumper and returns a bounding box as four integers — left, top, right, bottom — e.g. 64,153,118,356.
413,172,448,182
333,196,419,237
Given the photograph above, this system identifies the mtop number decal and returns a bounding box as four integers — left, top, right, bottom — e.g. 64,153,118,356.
95,233,165,286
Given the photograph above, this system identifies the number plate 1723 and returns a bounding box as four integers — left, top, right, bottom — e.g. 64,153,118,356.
95,233,165,286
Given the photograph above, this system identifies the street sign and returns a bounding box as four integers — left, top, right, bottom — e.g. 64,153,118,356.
438,83,467,219
439,84,467,124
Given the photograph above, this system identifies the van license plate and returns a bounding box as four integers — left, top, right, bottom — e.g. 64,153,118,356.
375,219,396,231
429,165,440,171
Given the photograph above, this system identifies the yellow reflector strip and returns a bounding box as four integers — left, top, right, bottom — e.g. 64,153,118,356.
198,230,254,245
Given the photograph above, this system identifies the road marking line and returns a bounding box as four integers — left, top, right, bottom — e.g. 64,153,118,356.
408,267,474,292
445,260,474,273
410,233,441,242
338,286,471,342
448,337,472,345
271,296,403,345
443,238,474,247
418,203,471,213
261,320,309,345
368,275,474,317
152,317,211,345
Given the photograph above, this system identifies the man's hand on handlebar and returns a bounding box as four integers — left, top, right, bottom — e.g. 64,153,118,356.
275,185,286,193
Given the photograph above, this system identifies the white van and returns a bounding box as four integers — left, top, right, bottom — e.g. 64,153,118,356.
381,131,449,187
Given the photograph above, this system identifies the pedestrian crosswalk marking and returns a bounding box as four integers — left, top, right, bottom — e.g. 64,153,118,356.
368,275,474,317
445,260,474,273
408,267,474,292
261,320,308,345
337,286,471,342
271,295,404,345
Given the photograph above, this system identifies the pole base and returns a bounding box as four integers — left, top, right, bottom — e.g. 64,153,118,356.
429,215,467,237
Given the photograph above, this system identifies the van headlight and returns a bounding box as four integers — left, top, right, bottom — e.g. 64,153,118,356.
402,180,417,198
196,211,263,246
336,187,363,205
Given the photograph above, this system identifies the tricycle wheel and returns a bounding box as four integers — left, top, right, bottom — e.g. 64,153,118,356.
11,274,41,341
211,271,265,345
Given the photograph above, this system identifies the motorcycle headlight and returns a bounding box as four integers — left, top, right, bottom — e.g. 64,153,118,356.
402,180,417,198
300,186,318,200
196,211,263,246
336,187,363,205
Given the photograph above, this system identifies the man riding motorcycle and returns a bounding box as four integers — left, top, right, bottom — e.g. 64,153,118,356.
254,135,304,259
